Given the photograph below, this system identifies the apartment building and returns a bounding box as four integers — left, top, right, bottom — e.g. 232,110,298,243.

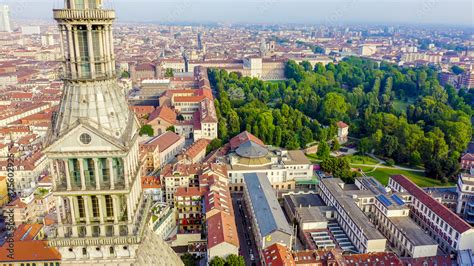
174,187,207,234
140,131,185,171
389,175,474,254
456,171,474,224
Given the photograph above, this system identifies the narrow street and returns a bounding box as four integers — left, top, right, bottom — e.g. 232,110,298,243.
231,193,260,266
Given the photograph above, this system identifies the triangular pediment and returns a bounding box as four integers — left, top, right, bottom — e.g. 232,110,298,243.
44,122,128,154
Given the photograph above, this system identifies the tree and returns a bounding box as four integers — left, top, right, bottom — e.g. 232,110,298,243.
317,141,331,159
166,126,176,133
358,138,372,155
451,65,465,75
206,139,223,155
121,71,130,78
225,254,245,266
332,139,341,151
320,92,348,123
181,253,197,266
299,61,313,72
313,46,325,54
139,125,154,137
165,68,174,78
320,157,355,183
210,257,226,266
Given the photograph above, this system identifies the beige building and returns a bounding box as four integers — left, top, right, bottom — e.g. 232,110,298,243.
227,133,312,192
44,1,182,264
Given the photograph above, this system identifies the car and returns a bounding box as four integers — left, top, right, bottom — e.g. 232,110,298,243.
247,240,251,246
250,254,255,261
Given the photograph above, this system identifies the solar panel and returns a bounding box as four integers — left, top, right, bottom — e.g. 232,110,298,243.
391,194,405,206
377,195,392,207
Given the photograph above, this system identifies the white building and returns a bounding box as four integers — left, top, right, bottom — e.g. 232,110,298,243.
389,175,474,254
0,5,11,33
456,170,474,224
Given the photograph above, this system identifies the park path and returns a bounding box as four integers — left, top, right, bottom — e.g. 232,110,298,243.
351,153,425,173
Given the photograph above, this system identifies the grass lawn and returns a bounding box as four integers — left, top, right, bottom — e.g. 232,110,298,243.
393,97,415,114
359,166,455,187
345,154,379,165
306,153,322,163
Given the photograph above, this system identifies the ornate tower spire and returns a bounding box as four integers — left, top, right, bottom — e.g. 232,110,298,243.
45,1,183,264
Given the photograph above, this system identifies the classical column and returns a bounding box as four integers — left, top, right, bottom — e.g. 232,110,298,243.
66,25,76,79
69,196,78,236
73,26,82,78
126,194,133,235
63,159,72,190
112,195,120,236
49,161,56,190
86,24,96,79
56,197,64,237
93,158,100,190
108,158,115,189
97,25,106,76
58,25,65,61
123,158,129,189
108,25,115,73
103,25,112,75
97,195,106,236
78,158,86,190
83,196,92,237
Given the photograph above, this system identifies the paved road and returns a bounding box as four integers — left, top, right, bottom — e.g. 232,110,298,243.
231,193,260,266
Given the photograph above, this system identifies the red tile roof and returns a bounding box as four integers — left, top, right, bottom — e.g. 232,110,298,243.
391,174,472,233
264,243,295,266
181,139,210,160
0,241,61,262
13,224,43,241
141,176,161,189
229,131,264,150
343,252,402,266
207,212,239,250
175,187,207,198
336,121,349,128
143,131,182,152
147,105,177,125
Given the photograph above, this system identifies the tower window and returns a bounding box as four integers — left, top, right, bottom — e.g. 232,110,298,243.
91,196,99,217
77,196,86,218
105,195,114,217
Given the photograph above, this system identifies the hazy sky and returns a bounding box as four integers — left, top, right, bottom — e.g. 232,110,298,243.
2,0,473,26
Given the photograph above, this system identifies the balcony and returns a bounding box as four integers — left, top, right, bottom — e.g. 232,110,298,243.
53,9,116,20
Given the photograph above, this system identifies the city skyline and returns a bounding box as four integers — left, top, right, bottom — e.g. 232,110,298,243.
1,0,472,27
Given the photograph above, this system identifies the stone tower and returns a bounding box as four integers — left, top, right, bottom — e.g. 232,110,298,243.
44,1,182,265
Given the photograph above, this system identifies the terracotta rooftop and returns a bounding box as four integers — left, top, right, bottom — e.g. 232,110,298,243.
336,121,349,128
0,241,61,262
141,176,161,189
147,105,177,125
263,243,295,266
229,131,265,150
181,139,210,159
142,131,182,152
206,212,239,250
175,187,208,198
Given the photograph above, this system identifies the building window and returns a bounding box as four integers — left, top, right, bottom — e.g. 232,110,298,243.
77,196,85,218
79,133,92,145
105,195,114,217
91,196,99,217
